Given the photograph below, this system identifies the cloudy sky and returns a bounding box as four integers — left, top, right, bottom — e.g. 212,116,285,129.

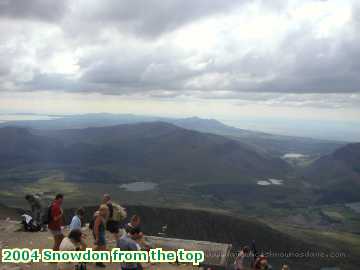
0,0,359,140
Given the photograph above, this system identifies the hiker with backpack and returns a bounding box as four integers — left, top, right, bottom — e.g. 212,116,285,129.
102,194,127,240
48,194,65,251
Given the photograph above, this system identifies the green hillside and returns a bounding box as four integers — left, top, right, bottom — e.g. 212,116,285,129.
0,123,290,184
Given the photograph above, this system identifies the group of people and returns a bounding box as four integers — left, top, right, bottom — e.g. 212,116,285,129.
26,193,146,270
25,193,290,270
89,194,146,269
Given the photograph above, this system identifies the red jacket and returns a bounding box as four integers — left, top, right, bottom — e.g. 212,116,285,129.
48,201,63,230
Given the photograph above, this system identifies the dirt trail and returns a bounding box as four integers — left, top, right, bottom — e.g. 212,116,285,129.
0,219,196,270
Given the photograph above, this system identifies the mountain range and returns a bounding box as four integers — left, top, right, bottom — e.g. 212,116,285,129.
0,115,359,204
305,143,360,203
0,113,345,156
0,123,290,183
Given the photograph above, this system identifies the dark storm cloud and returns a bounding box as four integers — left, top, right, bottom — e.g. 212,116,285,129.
0,0,69,22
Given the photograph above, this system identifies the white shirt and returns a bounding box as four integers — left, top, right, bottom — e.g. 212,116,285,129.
57,237,78,270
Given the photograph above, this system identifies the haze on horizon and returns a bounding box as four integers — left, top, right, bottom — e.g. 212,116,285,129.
0,0,359,141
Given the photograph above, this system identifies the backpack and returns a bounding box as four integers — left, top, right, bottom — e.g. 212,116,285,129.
111,203,127,222
42,204,53,225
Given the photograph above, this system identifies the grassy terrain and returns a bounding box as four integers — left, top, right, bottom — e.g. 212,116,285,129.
0,169,223,212
1,169,359,233
1,167,360,269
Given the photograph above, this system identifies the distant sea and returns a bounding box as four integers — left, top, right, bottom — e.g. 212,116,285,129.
0,113,61,123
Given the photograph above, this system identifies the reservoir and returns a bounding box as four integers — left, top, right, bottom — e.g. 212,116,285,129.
257,178,284,186
119,181,158,191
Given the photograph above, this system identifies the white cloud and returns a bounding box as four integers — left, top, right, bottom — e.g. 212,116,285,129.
0,0,359,118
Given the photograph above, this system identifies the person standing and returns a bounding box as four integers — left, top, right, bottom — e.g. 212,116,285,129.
69,207,85,232
102,194,121,240
93,204,108,268
48,194,64,251
69,207,87,249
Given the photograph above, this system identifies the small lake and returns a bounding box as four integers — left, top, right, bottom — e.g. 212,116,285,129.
257,178,284,186
119,181,158,192
283,153,306,159
346,202,360,214
257,180,272,186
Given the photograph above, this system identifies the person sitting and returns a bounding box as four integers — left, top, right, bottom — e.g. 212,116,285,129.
25,194,45,231
125,215,142,235
58,229,85,270
125,215,150,250
117,227,143,270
